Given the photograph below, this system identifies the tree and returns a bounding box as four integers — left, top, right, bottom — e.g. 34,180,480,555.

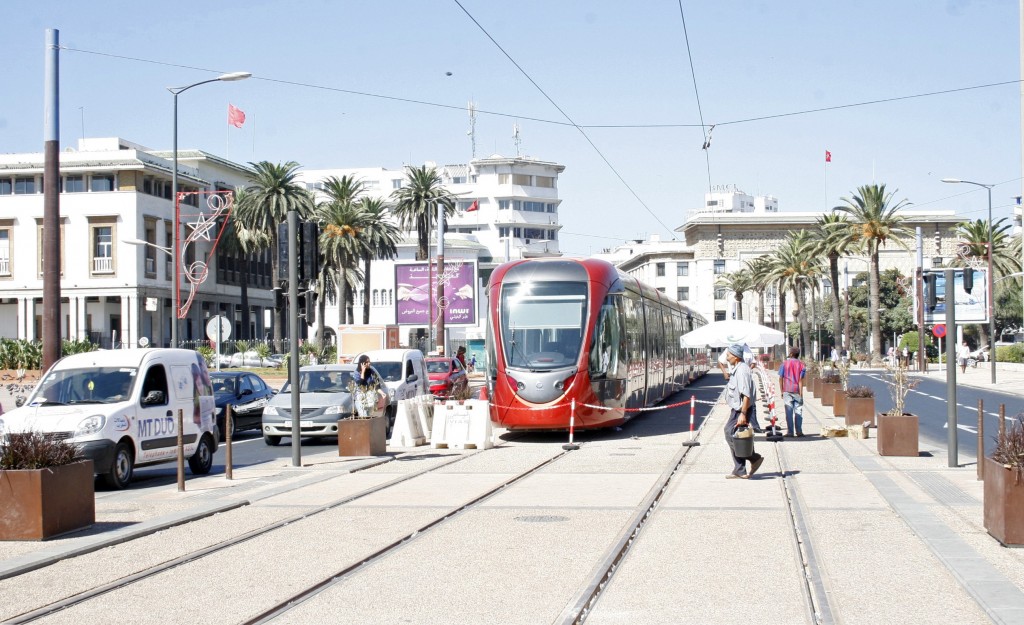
234,161,315,351
952,217,1023,343
812,213,858,351
356,197,401,324
716,269,754,320
391,165,456,261
745,256,773,328
218,190,270,341
834,184,912,363
318,198,366,327
769,230,823,354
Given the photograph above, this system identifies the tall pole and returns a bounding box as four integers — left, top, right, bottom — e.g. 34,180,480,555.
987,185,996,384
436,203,445,354
916,227,926,372
42,29,61,371
288,210,301,467
171,91,179,348
945,269,958,467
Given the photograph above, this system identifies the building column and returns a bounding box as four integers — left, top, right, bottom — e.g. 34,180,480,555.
24,297,36,341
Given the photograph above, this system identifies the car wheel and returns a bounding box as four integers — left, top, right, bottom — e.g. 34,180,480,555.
264,434,281,446
188,434,215,475
103,441,134,490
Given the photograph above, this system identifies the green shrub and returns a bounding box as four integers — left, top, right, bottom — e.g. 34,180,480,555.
61,339,97,356
995,344,1024,363
0,339,42,370
846,385,875,398
196,345,216,367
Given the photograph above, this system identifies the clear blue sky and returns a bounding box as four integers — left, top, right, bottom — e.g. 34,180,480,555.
3,0,1022,256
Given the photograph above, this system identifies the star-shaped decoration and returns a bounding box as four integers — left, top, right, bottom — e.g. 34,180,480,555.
187,213,217,242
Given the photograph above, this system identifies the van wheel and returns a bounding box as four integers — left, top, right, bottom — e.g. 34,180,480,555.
103,441,134,490
188,434,215,475
264,435,281,446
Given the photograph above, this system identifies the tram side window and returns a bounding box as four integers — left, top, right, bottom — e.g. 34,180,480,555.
589,296,622,378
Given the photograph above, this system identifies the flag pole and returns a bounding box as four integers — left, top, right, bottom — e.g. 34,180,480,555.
226,102,229,159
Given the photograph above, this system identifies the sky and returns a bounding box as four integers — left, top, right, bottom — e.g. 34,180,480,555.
3,0,1023,256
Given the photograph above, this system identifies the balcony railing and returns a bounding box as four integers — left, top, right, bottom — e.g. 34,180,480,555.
145,257,156,274
93,256,114,274
0,258,9,276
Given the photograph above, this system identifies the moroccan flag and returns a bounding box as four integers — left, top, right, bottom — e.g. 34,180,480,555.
466,200,479,212
825,150,832,163
228,104,246,128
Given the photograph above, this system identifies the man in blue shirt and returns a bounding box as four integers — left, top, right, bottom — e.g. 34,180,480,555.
724,344,764,479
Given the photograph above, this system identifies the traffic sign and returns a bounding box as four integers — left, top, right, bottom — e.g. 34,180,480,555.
933,324,946,338
206,315,232,342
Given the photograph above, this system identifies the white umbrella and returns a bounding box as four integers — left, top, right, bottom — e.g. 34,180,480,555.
679,319,785,349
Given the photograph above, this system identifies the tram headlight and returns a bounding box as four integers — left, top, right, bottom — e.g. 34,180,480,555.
505,374,524,392
554,372,577,391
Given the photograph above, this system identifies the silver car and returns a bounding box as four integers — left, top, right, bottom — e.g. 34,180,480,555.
261,364,384,446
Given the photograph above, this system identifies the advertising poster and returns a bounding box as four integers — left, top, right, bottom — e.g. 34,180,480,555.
395,261,477,326
922,268,989,324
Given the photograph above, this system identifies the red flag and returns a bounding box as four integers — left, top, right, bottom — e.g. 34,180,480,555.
227,104,246,128
466,200,479,212
825,150,832,163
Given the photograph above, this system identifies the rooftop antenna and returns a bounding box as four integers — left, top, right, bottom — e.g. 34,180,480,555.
513,121,522,157
467,100,477,159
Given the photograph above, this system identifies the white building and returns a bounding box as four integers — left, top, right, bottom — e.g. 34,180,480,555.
0,138,268,347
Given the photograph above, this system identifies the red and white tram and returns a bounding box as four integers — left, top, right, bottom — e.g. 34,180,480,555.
485,258,709,430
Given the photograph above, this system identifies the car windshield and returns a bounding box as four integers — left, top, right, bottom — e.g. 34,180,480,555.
210,375,237,394
31,366,138,405
279,370,351,394
372,361,402,382
426,360,451,374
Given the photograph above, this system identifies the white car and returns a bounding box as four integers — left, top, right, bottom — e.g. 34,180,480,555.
220,350,282,368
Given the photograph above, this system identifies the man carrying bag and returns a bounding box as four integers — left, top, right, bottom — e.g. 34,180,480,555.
724,344,764,479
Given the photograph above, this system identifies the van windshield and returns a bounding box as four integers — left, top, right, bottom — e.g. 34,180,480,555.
372,362,402,382
32,367,138,405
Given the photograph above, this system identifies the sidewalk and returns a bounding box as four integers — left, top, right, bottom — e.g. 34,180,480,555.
914,361,1024,396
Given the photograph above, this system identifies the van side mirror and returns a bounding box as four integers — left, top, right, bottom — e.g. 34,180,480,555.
407,374,418,383
142,390,165,406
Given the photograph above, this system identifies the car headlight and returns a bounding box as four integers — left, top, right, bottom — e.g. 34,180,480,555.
263,406,279,417
75,414,106,437
324,405,344,415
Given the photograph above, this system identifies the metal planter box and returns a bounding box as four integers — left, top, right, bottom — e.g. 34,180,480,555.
338,416,387,456
876,413,919,457
0,460,95,541
983,457,1024,547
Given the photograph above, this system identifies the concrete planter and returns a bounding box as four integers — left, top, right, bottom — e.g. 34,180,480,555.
338,416,387,456
876,413,919,457
845,396,876,427
833,390,847,417
820,382,841,406
812,378,823,399
983,457,1024,547
0,460,95,540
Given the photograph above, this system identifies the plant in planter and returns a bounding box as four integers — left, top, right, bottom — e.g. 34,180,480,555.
0,430,95,540
845,385,876,427
832,360,851,417
876,363,919,456
984,413,1024,546
820,373,841,407
338,378,388,456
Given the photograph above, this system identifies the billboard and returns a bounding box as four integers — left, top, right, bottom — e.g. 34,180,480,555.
921,268,989,324
394,261,478,326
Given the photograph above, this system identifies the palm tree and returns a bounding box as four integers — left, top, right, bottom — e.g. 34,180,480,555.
952,217,1022,345
716,269,754,320
391,165,456,261
769,230,823,354
745,256,773,327
812,213,858,352
318,199,366,327
834,184,912,363
234,161,315,351
219,191,271,341
356,197,401,324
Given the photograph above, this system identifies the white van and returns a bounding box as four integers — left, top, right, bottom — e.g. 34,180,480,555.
355,349,428,427
0,348,218,489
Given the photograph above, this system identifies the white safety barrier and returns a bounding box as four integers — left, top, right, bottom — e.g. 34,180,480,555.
388,397,427,447
430,399,493,450
414,395,434,440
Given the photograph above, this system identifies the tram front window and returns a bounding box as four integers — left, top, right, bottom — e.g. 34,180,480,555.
500,282,587,370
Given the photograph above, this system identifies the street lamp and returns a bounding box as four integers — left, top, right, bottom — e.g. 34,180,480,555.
941,178,996,384
168,71,251,348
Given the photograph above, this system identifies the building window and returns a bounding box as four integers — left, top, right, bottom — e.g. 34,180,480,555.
372,290,379,306
0,179,11,195
498,199,521,211
0,229,10,276
499,227,509,237
655,263,665,277
498,173,511,185
512,174,531,186
144,221,157,277
64,175,85,193
92,225,114,274
677,262,689,277
392,179,403,189
707,200,718,206
90,175,115,192
713,259,725,274
677,287,689,301
714,287,727,300
452,176,467,184
535,175,555,188
523,201,546,212
14,177,36,194
164,222,173,281
714,311,726,321
523,227,545,240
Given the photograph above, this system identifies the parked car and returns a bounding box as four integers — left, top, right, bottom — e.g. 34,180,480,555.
220,350,283,368
209,371,275,440
969,346,990,362
425,356,469,399
260,364,385,446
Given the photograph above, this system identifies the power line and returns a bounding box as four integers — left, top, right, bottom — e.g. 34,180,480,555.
450,0,679,240
677,0,713,193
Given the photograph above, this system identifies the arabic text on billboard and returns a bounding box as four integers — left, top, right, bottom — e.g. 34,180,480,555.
395,262,477,326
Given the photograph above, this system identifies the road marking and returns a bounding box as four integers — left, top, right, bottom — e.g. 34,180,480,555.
943,422,979,434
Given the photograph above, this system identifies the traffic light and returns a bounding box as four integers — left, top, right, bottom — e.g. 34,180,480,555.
925,273,937,311
304,290,317,324
300,221,320,284
962,268,974,294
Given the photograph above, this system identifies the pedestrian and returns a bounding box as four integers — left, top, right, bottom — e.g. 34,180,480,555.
830,346,839,368
718,344,762,431
957,340,970,374
887,346,895,367
778,347,806,437
901,346,909,367
723,344,764,479
353,354,376,416
469,354,477,373
456,345,467,369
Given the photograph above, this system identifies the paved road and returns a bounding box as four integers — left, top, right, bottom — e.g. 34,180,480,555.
848,370,1024,460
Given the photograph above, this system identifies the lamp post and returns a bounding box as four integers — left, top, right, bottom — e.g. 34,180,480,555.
941,178,996,384
168,71,250,348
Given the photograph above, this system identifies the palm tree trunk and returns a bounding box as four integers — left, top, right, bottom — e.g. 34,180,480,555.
829,254,843,351
337,276,347,328
734,295,744,320
316,284,326,345
797,283,810,356
344,280,355,324
778,279,788,358
869,251,883,363
757,289,766,326
363,253,372,324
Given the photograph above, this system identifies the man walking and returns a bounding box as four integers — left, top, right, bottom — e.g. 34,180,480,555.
724,344,764,479
958,341,970,374
778,347,806,437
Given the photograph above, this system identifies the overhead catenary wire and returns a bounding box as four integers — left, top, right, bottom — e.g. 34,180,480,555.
677,0,713,193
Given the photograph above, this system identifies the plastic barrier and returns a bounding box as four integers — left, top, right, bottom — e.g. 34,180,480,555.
414,395,434,440
430,398,493,450
388,397,427,447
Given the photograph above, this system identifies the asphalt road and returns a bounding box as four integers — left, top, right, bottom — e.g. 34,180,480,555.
847,371,1024,461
